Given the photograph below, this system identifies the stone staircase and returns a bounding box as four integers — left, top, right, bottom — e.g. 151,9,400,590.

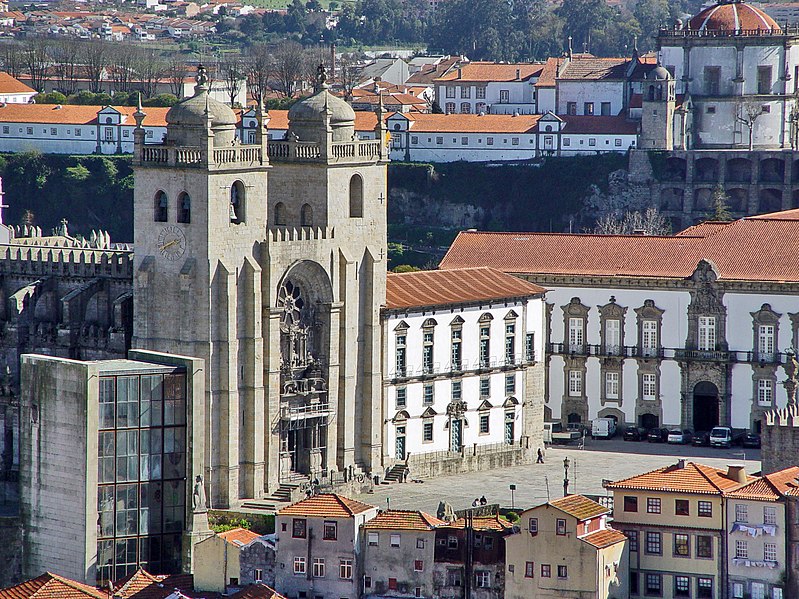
383,463,407,484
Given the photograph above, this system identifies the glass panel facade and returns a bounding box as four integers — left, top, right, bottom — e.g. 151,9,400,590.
96,370,187,585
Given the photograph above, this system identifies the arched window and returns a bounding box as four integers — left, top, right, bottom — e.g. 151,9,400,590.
349,174,363,218
154,190,168,222
230,181,245,224
177,192,191,224
300,203,313,227
274,202,286,226
648,85,655,101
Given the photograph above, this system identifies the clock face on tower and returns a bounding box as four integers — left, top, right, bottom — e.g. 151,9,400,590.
157,225,187,261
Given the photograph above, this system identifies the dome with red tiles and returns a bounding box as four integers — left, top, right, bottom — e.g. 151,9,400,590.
688,0,780,32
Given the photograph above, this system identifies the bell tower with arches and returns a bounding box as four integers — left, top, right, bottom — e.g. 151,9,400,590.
641,64,676,150
131,65,270,507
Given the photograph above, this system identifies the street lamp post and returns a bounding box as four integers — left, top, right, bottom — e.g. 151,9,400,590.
563,457,570,497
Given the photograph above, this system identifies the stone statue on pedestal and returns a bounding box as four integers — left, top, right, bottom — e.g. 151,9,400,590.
192,474,207,513
783,348,798,406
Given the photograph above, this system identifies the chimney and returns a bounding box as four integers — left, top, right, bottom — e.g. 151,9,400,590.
457,67,462,79
727,464,747,484
516,68,521,80
676,459,685,469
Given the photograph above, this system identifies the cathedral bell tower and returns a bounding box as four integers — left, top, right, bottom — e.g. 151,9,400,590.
131,66,270,507
641,64,676,150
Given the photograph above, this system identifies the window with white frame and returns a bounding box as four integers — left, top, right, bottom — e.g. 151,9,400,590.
460,86,470,98
642,319,658,355
735,539,748,558
474,571,490,588
764,542,777,562
605,318,621,354
476,87,486,99
446,86,455,98
642,373,657,400
733,583,744,598
568,370,582,396
758,379,774,406
451,327,462,370
293,557,306,574
423,419,433,442
367,532,378,546
396,387,406,408
479,413,489,434
525,333,534,362
736,503,748,523
445,102,455,114
390,533,401,547
339,559,353,579
395,333,407,376
605,371,620,400
764,506,777,525
423,326,434,374
479,322,491,367
505,321,516,364
312,558,325,577
423,384,434,405
759,324,775,358
698,316,716,351
568,317,584,352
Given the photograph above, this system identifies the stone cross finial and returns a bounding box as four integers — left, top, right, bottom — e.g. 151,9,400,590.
195,64,209,94
316,63,328,89
784,348,798,406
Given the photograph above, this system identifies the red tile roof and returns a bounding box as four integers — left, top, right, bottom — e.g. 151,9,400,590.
112,569,195,599
534,57,560,87
363,509,445,530
0,104,168,126
435,62,544,83
218,527,261,546
386,267,546,310
277,493,376,518
580,527,627,549
446,514,513,532
550,494,609,520
725,466,799,501
606,461,752,495
227,585,285,599
439,212,799,283
689,1,780,32
406,56,460,85
396,112,540,134
558,57,629,81
0,573,108,599
558,115,638,135
0,72,35,95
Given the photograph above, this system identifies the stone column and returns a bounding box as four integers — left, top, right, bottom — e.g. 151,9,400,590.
264,306,283,494
324,301,342,473
359,249,384,472
337,254,358,469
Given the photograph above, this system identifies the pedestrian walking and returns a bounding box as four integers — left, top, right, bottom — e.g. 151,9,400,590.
537,447,544,463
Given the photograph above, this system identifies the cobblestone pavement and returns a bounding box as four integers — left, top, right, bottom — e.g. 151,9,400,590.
351,438,762,514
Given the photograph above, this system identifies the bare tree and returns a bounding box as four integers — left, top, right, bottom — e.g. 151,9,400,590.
108,43,138,94
134,48,168,98
165,60,186,97
737,101,763,151
246,43,271,107
23,38,51,92
50,38,81,95
594,207,671,236
0,41,24,80
337,52,361,101
270,41,310,98
219,54,244,107
83,39,109,93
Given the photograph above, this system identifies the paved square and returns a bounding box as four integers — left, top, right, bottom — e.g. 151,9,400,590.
352,439,762,514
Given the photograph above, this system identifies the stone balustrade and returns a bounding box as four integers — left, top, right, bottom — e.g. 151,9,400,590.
139,144,264,168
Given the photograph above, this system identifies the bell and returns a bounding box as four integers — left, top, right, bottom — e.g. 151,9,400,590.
229,202,237,221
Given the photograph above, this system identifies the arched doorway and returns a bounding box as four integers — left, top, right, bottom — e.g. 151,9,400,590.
693,381,719,431
639,413,659,430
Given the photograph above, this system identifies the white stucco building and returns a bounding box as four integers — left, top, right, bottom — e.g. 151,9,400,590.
382,267,546,473
440,211,799,433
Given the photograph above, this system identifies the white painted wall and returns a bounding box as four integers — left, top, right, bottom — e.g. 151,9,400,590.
0,122,165,154
557,81,625,116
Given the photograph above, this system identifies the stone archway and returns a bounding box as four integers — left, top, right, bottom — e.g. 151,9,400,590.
693,381,720,432
639,413,659,430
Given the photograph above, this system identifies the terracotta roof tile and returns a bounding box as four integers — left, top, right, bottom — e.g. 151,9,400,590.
606,461,752,495
218,527,261,546
558,57,629,81
436,62,544,83
534,57,560,87
386,267,545,310
0,573,108,599
439,213,799,283
406,57,459,85
446,514,513,531
0,104,168,127
363,509,446,530
277,493,376,518
112,569,195,599
227,585,285,599
580,527,627,549
549,494,609,520
395,112,540,134
0,72,35,95
726,466,799,501
558,115,638,135
689,1,780,32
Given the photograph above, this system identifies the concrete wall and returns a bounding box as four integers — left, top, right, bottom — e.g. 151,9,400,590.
362,529,436,597
726,498,785,597
0,515,22,586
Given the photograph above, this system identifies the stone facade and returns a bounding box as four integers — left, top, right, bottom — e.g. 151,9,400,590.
762,405,799,474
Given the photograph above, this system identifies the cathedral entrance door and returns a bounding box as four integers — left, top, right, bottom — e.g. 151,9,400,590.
450,419,462,452
693,381,719,431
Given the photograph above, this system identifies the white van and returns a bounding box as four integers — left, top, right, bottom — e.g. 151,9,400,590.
591,417,617,439
710,426,733,448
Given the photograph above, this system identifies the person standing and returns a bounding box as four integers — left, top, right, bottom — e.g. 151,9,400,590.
536,447,545,463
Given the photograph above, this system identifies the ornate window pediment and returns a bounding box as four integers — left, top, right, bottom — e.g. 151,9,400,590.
423,318,438,328
450,315,465,326
505,310,519,320
503,396,519,408
421,406,438,418
477,399,493,411
393,410,410,423
479,313,494,323
394,320,409,331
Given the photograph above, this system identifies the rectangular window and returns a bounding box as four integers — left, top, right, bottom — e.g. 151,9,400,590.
733,583,744,599
411,135,418,145
525,562,534,578
423,329,434,374
364,576,372,589
704,66,721,95
479,413,489,434
698,316,716,350
567,102,577,115
675,575,690,597
505,322,516,363
396,387,406,408
292,518,307,538
647,497,661,514
525,333,534,362
390,533,401,547
476,87,486,99
451,380,462,400
451,328,462,370
541,564,550,577
674,533,690,557
487,137,493,145
758,65,773,94
557,565,567,579
474,571,490,588
584,102,594,115
697,534,713,558
1,126,6,134
423,384,434,405
423,419,433,441
736,503,748,523
765,542,778,562
323,520,337,540
568,317,584,351
528,517,538,534
563,138,571,146
556,519,566,535
568,370,582,397
630,572,639,595
339,559,352,579
367,532,378,546
461,135,468,144
646,531,662,555
698,578,713,599
293,557,306,574
698,501,712,517
480,376,490,398
601,101,611,116
764,506,777,525
254,569,263,582
480,325,490,367
589,138,596,146
388,578,397,590
758,379,774,406
642,319,658,354
512,137,519,145
615,138,622,147
642,373,657,400
604,318,621,354
460,86,470,99
396,334,407,376
416,538,425,549
499,89,509,103
605,371,619,399
645,573,662,596
505,373,515,394
446,86,455,98
758,324,775,357
436,136,444,144
414,559,424,572
446,568,462,587
627,530,638,552
675,499,690,516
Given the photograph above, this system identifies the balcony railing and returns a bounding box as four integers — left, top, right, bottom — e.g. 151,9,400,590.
546,344,786,364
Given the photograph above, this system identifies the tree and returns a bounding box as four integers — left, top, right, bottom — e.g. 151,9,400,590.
0,41,24,79
594,207,671,235
50,38,81,96
737,102,763,151
220,55,245,107
708,185,733,221
270,41,310,98
165,61,187,98
23,38,51,92
108,43,139,94
83,39,109,94
134,48,169,98
557,0,613,54
246,43,272,107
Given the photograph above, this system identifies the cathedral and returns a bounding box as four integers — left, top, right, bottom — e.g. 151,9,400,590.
131,65,388,508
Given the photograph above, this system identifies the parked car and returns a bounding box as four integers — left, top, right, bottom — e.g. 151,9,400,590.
623,426,646,441
742,433,761,449
667,429,693,444
693,431,711,446
710,426,734,448
592,417,617,439
647,428,670,443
